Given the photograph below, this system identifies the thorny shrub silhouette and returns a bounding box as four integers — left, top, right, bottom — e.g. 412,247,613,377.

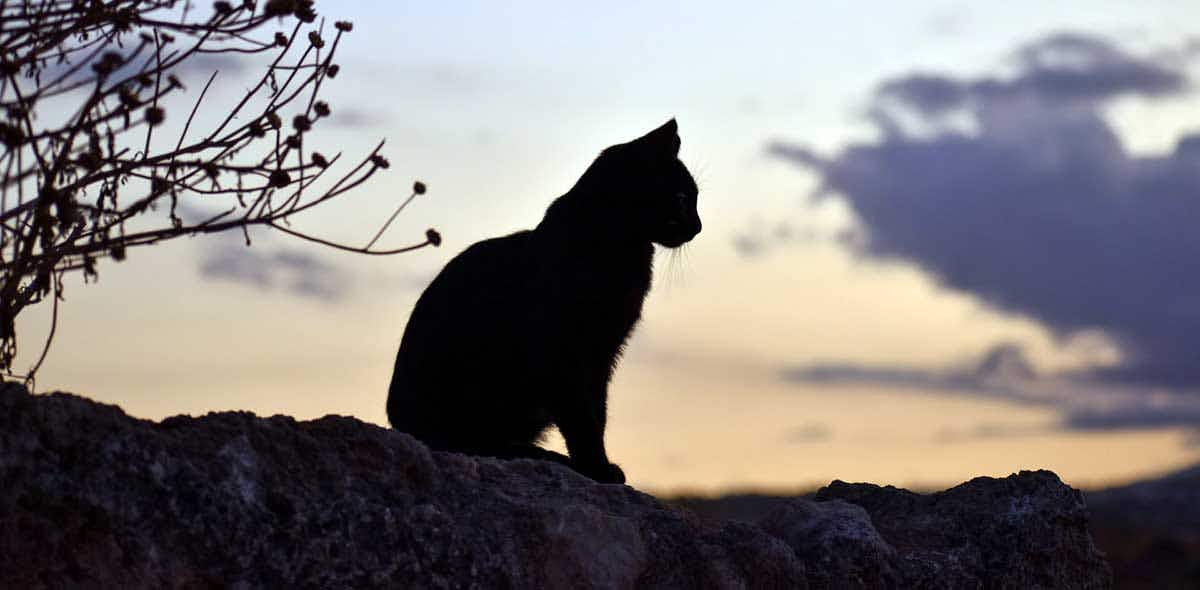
0,0,440,385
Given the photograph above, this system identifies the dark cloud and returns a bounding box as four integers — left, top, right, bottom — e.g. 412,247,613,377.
870,34,1186,119
784,343,1037,401
784,343,1200,434
197,238,350,303
1063,400,1200,432
770,32,1200,389
1002,33,1185,101
877,74,968,117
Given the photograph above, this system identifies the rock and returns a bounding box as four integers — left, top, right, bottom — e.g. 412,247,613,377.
760,499,897,588
809,474,1112,589
0,383,1111,588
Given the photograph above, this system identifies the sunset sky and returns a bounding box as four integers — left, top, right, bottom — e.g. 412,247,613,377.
15,1,1200,493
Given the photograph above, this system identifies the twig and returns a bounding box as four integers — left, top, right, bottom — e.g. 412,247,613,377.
365,189,420,250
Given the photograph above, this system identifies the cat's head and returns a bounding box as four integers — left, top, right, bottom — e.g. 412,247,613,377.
582,119,702,248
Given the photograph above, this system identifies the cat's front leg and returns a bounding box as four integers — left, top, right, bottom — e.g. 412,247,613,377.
576,460,625,485
551,386,625,484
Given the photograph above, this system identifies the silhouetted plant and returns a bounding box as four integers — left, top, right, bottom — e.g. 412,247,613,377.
0,0,439,383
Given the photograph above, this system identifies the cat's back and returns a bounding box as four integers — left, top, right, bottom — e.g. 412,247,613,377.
397,229,540,366
418,229,538,307
388,229,543,430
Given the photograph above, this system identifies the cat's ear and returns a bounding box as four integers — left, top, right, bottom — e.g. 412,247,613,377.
632,118,680,160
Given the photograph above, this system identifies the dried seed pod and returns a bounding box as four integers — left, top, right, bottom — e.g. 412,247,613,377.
145,106,165,126
269,169,291,188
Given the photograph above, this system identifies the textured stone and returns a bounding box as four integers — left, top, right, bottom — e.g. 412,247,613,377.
0,383,1110,588
810,473,1112,589
760,499,897,588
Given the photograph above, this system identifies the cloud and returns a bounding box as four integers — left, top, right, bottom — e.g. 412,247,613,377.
1062,395,1200,432
732,234,767,258
179,204,432,302
197,237,350,303
770,32,1200,389
783,422,833,443
868,33,1185,119
732,220,818,259
330,106,388,130
933,423,1053,443
30,40,256,89
1002,32,1185,101
784,342,1037,401
784,343,1200,434
876,74,969,117
170,53,256,82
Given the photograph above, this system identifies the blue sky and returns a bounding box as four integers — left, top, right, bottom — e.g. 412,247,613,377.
16,1,1200,491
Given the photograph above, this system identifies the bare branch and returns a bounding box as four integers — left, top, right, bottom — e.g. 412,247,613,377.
0,0,438,383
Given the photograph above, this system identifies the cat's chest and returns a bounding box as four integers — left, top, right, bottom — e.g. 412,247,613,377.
530,238,652,327
560,264,647,300
607,281,650,321
538,265,648,329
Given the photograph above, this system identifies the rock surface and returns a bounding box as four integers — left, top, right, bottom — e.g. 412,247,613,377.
0,383,1111,589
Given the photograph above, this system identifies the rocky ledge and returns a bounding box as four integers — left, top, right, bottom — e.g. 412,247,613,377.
0,383,1110,589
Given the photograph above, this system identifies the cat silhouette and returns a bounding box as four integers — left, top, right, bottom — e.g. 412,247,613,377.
387,120,700,484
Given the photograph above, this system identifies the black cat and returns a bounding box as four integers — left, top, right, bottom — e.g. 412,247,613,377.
387,120,700,484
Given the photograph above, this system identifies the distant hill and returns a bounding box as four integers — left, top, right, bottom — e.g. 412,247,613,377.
1085,464,1200,589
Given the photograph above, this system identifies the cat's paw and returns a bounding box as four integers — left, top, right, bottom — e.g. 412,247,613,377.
579,461,625,484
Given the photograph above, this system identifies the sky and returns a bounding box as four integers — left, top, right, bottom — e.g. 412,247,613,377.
13,1,1200,493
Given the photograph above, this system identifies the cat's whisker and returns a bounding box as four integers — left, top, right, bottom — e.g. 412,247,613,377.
673,249,685,289
660,245,690,291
